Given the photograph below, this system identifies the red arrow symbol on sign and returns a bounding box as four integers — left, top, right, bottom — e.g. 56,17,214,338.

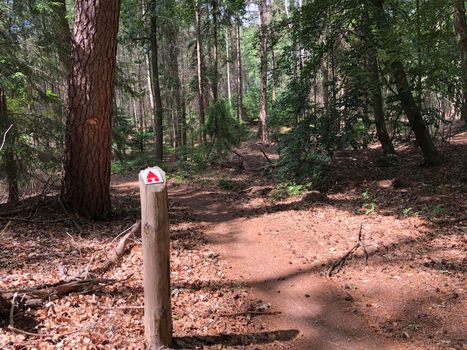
146,170,160,183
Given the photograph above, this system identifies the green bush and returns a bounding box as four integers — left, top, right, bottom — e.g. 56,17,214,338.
276,116,330,185
206,100,239,157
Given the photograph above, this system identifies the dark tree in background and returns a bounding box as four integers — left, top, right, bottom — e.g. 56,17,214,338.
61,0,121,219
453,0,467,123
149,0,164,162
0,87,18,203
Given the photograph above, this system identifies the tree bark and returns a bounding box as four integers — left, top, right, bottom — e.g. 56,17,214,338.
453,0,467,123
225,28,232,104
362,3,396,155
195,0,207,144
0,87,18,203
150,2,164,162
211,0,219,102
235,14,245,122
62,0,120,219
368,54,396,155
258,0,268,143
53,0,72,73
167,42,184,153
370,0,442,165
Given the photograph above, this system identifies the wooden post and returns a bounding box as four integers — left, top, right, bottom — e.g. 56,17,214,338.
139,166,172,349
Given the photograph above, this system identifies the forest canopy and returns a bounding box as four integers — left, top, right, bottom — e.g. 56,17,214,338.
0,0,466,217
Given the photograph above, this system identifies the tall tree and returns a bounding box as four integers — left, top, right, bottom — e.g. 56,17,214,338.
362,2,395,155
235,14,245,122
370,0,442,165
453,0,467,123
0,87,18,203
195,0,207,144
149,1,164,161
62,0,121,219
258,0,268,143
211,0,219,102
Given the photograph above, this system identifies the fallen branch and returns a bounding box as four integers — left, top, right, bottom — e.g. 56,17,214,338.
99,304,144,310
1,278,119,308
0,223,140,313
230,149,245,161
8,323,95,338
0,207,30,217
91,221,141,275
219,311,281,317
327,224,368,277
257,144,272,164
0,220,11,236
433,216,467,225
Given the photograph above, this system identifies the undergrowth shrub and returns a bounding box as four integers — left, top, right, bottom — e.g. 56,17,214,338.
206,100,239,157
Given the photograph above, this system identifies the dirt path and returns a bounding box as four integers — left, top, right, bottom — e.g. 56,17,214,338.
169,136,466,350
1,138,464,349
171,186,396,349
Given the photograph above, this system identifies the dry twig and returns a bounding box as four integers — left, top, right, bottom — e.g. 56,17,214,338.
257,143,272,164
327,224,369,277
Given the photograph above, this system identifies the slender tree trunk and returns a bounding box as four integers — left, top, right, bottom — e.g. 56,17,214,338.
0,87,18,203
453,0,467,123
362,3,395,155
258,0,268,143
195,0,207,144
271,48,277,102
149,2,164,161
235,15,245,122
225,28,232,104
321,55,329,108
211,0,219,102
369,54,396,155
371,0,442,165
62,0,120,219
145,52,155,132
54,0,72,73
168,42,184,153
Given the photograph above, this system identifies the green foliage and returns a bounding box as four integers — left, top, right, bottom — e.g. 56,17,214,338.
356,191,377,216
270,182,306,201
402,207,418,217
270,183,288,201
217,178,242,191
206,100,239,156
276,115,330,185
111,152,159,174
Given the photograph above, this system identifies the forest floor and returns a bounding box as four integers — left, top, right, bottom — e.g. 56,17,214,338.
0,129,466,349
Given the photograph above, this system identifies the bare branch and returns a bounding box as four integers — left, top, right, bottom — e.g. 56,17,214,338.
0,124,13,151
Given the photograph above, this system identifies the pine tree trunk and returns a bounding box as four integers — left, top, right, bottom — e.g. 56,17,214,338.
62,0,120,220
453,0,467,123
211,0,219,102
195,0,207,144
0,87,18,203
150,2,164,162
371,0,442,165
235,15,245,122
258,0,268,143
